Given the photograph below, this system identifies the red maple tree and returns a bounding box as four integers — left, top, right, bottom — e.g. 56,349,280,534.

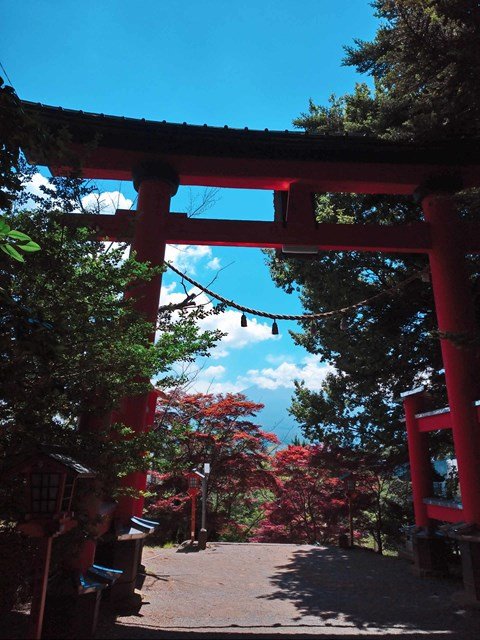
146,391,279,542
252,444,354,544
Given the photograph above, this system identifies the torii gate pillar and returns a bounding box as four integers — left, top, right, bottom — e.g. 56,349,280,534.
115,162,179,521
420,184,480,524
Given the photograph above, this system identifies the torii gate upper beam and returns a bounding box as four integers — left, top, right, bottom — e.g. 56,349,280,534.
23,101,480,256
22,101,480,195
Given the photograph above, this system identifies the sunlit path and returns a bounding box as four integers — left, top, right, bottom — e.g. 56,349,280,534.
95,543,480,639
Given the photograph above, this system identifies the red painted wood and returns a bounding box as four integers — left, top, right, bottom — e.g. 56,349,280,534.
115,178,172,521
190,494,196,543
145,388,159,429
66,211,480,255
464,222,480,252
417,411,452,432
425,503,464,523
24,102,480,197
52,144,480,195
71,539,96,574
164,216,432,253
70,210,433,253
403,392,433,528
423,193,480,524
285,184,317,231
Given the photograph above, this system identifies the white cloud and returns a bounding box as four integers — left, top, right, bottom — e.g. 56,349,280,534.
22,176,133,218
183,366,245,395
159,283,278,359
19,172,55,209
160,281,192,304
184,354,334,396
186,363,242,395
202,365,226,378
165,244,222,274
265,353,294,365
210,348,229,360
189,379,245,395
81,191,133,215
26,172,53,199
239,354,334,391
200,309,280,352
206,257,221,270
162,281,180,296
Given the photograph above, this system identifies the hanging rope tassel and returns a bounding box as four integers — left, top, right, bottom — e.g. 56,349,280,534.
164,261,429,324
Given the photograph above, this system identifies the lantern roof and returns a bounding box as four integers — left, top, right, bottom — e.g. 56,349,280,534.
1,447,96,479
45,450,95,476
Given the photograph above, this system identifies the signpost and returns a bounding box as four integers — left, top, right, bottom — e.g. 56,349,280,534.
186,465,210,547
187,472,201,543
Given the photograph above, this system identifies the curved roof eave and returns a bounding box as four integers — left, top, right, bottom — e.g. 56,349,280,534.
21,101,480,194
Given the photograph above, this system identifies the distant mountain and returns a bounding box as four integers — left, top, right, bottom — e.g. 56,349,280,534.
240,384,303,446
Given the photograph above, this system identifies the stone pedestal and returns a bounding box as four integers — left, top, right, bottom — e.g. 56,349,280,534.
72,591,102,639
198,528,207,550
338,534,349,549
459,539,480,601
412,533,449,576
95,538,143,605
109,539,144,604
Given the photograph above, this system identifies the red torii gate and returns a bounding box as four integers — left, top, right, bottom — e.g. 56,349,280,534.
23,101,480,594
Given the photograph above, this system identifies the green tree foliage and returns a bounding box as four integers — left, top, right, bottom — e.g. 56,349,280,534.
0,82,222,487
350,453,414,555
296,1,480,142
0,217,40,262
268,1,480,453
0,83,223,610
0,76,62,259
0,77,35,213
268,196,447,451
344,0,480,141
0,204,221,476
146,391,278,543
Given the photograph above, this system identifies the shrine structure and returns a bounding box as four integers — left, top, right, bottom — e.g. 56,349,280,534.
21,101,480,600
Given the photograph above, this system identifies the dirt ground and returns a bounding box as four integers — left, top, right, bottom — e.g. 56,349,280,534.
4,542,480,639
95,542,480,639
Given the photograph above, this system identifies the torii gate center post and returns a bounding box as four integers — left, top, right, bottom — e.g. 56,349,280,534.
24,102,480,532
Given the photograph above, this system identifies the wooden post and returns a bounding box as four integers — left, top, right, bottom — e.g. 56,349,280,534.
190,494,196,543
348,495,354,547
29,536,53,640
402,388,432,528
116,162,179,521
421,191,480,524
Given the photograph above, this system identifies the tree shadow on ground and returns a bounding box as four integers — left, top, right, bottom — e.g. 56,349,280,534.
258,546,480,639
5,546,480,640
0,611,28,639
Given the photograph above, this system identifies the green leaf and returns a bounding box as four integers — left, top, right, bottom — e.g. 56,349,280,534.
1,243,25,262
0,218,10,235
8,229,32,242
18,241,41,253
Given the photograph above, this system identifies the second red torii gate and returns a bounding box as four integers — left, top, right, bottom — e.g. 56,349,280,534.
23,101,480,538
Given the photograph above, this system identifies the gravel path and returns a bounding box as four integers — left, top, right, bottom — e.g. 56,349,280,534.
96,543,480,639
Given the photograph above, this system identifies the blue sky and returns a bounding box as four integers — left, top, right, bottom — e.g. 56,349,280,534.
2,1,379,442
